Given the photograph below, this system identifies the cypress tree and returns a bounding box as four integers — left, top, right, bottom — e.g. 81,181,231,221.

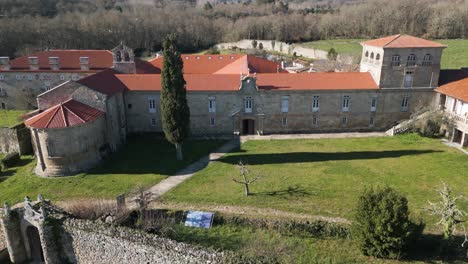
160,34,190,160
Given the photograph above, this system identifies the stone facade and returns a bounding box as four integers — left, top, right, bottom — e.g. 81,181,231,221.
0,123,32,155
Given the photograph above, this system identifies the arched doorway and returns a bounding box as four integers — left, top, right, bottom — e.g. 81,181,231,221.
26,226,44,263
242,119,255,135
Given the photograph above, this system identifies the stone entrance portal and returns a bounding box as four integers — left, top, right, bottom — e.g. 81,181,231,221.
242,119,255,135
26,226,44,263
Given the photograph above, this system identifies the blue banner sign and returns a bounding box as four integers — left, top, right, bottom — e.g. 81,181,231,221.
185,211,214,228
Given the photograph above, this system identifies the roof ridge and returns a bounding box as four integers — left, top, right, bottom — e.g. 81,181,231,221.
63,102,86,124
383,34,401,47
45,106,61,128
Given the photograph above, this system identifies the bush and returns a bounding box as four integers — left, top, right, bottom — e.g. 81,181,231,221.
1,152,20,168
353,186,422,259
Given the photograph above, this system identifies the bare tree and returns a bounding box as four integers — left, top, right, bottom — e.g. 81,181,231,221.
133,186,154,227
232,161,261,196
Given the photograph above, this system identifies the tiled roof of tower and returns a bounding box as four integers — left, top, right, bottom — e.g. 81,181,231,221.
7,50,113,71
361,34,446,48
77,68,126,96
149,54,285,74
25,99,104,129
256,72,378,90
117,72,378,91
436,77,468,102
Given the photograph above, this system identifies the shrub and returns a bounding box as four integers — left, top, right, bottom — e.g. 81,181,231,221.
1,152,20,168
65,199,128,221
353,186,422,259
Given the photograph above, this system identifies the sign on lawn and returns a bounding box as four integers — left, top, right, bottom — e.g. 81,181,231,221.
185,211,214,228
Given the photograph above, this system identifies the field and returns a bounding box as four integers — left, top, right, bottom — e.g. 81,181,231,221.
163,134,468,227
300,38,468,69
0,110,28,127
0,135,225,204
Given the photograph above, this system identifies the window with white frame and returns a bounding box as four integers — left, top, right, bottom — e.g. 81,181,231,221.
150,118,156,126
281,117,287,126
312,96,320,112
148,98,156,113
281,96,289,113
403,71,413,88
244,96,253,113
422,54,432,66
406,54,416,66
210,117,215,126
391,55,400,66
208,97,216,113
342,95,350,112
401,96,409,112
370,96,377,112
312,115,318,126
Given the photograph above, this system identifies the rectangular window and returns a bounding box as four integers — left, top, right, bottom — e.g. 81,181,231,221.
60,75,65,81
312,96,320,112
281,96,289,113
341,116,348,125
210,117,215,126
404,71,413,88
312,116,318,126
46,141,56,157
370,97,377,112
342,96,350,112
0,87,5,97
208,97,216,113
245,97,253,113
148,98,156,113
401,96,409,112
1,102,5,109
150,118,156,126
281,117,287,126
369,116,375,126
0,75,4,80
391,55,400,66
127,104,132,109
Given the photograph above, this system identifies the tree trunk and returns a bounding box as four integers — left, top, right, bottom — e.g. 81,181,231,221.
244,183,250,196
175,143,183,161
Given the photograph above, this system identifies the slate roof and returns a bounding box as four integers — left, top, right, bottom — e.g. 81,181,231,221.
76,68,126,96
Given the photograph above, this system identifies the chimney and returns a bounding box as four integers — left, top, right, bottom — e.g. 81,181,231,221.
0,57,10,70
48,57,60,70
28,57,39,70
80,57,89,70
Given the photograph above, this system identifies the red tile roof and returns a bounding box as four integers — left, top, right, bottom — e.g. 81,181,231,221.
436,77,468,102
149,54,285,74
8,50,113,71
25,99,104,129
117,72,378,91
361,35,446,48
77,68,126,96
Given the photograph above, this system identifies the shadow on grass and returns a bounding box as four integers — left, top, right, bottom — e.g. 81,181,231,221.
220,150,441,165
252,185,312,197
405,234,468,262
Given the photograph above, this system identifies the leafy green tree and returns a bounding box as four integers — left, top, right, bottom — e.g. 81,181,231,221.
327,47,338,60
353,186,421,259
160,34,190,160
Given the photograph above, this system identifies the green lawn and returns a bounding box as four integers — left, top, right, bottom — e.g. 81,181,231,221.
300,38,468,69
0,110,28,127
163,134,468,227
0,135,225,205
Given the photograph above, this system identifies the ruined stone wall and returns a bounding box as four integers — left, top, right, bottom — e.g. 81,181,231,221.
60,218,224,264
0,123,32,155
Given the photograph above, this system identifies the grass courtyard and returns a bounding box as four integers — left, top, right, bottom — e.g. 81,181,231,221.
0,110,28,127
0,135,225,205
163,134,468,227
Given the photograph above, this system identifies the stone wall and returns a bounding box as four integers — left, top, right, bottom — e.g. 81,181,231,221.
0,123,32,155
60,218,224,264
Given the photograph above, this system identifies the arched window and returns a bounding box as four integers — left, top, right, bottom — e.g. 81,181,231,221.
422,54,432,66
407,54,416,66
370,52,374,59
365,51,369,57
124,51,130,62
376,53,380,60
391,55,400,66
116,51,122,62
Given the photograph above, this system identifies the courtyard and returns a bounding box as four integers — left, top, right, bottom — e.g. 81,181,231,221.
163,134,468,228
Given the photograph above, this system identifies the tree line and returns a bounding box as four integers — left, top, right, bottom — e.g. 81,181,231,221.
0,0,467,57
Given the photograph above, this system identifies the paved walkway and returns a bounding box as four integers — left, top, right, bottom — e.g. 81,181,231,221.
240,132,387,142
442,139,468,155
141,139,240,200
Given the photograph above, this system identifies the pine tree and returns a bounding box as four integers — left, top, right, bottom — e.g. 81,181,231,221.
160,34,190,160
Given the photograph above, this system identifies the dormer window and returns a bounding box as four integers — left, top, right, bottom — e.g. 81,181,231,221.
422,54,432,66
391,55,400,66
406,54,416,66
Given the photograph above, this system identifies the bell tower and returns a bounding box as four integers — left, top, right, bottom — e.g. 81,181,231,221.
112,42,136,74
